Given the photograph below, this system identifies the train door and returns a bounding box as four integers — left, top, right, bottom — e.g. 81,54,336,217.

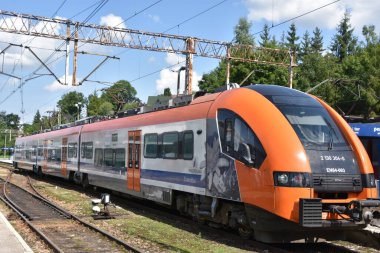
127,130,141,191
61,138,68,177
42,140,48,173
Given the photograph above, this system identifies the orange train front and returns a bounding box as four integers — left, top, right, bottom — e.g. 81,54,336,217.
13,84,380,242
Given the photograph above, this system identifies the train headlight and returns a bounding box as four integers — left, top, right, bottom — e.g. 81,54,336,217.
276,173,289,186
274,172,311,187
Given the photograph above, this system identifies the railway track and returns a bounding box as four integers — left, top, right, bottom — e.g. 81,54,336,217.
0,164,142,253
0,162,366,253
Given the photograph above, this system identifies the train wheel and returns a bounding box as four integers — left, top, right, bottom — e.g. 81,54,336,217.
238,226,253,239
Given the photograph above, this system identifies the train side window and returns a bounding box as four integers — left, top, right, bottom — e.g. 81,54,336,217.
115,148,125,168
162,132,178,159
183,131,194,160
38,145,43,156
144,134,158,158
218,109,266,169
81,142,93,159
55,149,61,162
68,143,77,158
104,148,113,167
95,148,104,166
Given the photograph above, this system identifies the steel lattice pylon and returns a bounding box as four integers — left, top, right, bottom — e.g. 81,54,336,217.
0,9,295,92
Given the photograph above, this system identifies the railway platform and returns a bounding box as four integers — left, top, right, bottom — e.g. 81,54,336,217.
0,211,33,253
0,159,12,164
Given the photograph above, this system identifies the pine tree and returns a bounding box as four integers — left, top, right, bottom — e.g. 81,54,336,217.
300,31,311,58
286,23,299,55
362,25,378,46
32,110,41,125
330,11,358,62
234,17,254,45
311,27,324,53
260,24,271,47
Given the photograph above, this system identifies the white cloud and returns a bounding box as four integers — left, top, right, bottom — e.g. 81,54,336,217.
156,52,202,95
0,16,64,71
244,0,380,31
148,56,156,63
148,14,160,23
165,52,185,65
100,14,125,28
44,74,76,91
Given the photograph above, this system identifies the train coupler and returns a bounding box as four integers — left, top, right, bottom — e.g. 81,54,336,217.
346,199,380,226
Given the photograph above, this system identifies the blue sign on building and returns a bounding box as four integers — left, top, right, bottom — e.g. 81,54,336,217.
350,123,380,137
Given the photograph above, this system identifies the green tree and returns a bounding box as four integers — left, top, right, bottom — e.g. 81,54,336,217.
311,27,324,53
87,91,105,116
101,80,139,114
362,25,378,46
299,31,311,59
4,113,19,129
341,43,380,118
286,23,299,55
122,101,140,111
98,102,114,116
330,11,358,62
260,24,271,47
234,17,254,45
163,87,172,96
57,91,86,122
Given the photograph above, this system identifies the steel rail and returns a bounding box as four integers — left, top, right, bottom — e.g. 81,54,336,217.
0,173,64,253
27,176,143,253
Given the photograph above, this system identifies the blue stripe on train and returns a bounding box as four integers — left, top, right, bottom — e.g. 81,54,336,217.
141,169,205,188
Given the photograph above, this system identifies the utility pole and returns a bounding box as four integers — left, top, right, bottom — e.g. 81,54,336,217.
3,130,6,159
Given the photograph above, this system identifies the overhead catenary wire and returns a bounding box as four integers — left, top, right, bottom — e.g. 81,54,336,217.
0,0,110,107
0,0,76,95
252,0,341,36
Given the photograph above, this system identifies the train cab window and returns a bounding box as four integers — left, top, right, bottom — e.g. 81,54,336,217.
144,134,158,158
162,132,178,159
81,142,93,159
104,148,113,166
95,148,103,166
218,109,266,169
68,143,77,158
183,131,194,160
115,148,125,168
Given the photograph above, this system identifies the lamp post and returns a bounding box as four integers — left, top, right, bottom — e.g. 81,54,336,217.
75,102,82,120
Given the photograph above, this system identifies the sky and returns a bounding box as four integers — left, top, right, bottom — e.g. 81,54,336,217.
0,0,379,124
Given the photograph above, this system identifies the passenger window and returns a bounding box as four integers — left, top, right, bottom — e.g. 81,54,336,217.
104,148,113,166
144,134,158,158
218,109,266,169
115,148,125,168
55,149,61,162
81,142,93,159
183,131,194,160
95,148,103,166
162,132,178,159
68,143,77,158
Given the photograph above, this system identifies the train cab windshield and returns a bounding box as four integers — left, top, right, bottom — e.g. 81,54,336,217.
277,105,350,151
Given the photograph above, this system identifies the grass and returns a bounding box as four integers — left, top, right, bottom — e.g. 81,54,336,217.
33,180,252,253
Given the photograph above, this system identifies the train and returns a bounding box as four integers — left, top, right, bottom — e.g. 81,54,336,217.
13,84,380,243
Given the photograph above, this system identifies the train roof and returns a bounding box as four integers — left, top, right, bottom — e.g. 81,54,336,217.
16,84,317,141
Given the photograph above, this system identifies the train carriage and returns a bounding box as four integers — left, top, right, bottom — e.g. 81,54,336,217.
14,84,380,243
